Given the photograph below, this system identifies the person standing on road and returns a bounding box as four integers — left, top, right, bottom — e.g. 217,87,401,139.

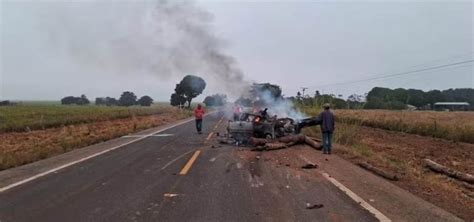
319,103,335,154
233,104,242,121
194,104,205,134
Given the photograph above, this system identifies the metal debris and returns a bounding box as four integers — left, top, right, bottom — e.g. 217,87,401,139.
301,163,318,169
306,203,324,209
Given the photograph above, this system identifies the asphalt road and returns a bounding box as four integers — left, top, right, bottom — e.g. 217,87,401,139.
0,112,377,222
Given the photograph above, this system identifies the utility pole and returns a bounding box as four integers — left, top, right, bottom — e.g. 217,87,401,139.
301,87,308,98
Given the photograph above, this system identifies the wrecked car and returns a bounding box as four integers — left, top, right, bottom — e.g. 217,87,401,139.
226,110,321,144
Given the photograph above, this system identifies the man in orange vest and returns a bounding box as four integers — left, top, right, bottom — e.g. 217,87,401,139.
194,104,205,134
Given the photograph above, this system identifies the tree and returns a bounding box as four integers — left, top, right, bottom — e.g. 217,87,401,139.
364,97,385,109
425,90,445,105
76,94,90,105
138,95,154,106
119,91,137,106
0,100,11,106
332,98,347,109
250,83,282,102
170,93,186,107
203,94,227,106
95,97,106,105
347,94,364,109
61,95,89,105
406,89,425,107
171,75,206,108
61,96,78,105
314,90,321,98
363,87,474,110
203,96,215,106
234,97,252,107
105,97,118,106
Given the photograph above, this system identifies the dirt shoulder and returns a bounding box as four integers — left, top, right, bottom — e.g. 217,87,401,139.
334,127,474,221
0,111,191,170
231,145,463,221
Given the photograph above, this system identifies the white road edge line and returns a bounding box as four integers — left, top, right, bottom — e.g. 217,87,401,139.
160,149,196,170
0,117,198,193
121,134,174,138
322,172,391,222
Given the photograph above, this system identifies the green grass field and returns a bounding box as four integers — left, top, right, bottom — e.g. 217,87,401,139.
0,102,179,133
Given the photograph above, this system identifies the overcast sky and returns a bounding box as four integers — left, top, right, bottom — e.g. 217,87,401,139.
1,0,473,101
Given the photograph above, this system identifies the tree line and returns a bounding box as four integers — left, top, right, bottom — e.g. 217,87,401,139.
365,87,474,110
61,92,154,106
294,87,473,110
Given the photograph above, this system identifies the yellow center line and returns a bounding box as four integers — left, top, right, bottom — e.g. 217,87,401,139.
214,117,224,129
178,116,222,175
205,132,214,141
179,150,201,175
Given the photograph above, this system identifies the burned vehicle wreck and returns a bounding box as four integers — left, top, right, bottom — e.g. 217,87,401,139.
226,109,321,145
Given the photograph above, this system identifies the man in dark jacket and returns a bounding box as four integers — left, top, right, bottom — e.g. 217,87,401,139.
318,103,335,154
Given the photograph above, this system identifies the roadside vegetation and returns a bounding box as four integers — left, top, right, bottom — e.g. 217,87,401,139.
0,103,176,133
0,104,192,170
0,101,194,170
300,107,474,144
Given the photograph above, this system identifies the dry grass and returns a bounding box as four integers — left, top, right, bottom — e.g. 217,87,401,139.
300,107,474,143
0,103,176,133
0,109,192,170
336,110,474,143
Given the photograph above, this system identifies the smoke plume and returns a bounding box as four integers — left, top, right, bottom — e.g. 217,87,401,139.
32,0,249,97
255,89,308,120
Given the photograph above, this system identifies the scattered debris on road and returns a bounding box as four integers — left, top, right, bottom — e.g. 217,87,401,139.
301,163,318,169
163,193,179,198
306,203,324,209
250,134,321,151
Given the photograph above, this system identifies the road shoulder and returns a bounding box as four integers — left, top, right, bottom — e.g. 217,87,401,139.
239,145,464,222
0,116,195,190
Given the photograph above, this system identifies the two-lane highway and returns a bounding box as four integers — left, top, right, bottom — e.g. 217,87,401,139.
0,112,378,222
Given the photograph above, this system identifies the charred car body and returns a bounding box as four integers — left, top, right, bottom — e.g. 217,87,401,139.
227,108,321,144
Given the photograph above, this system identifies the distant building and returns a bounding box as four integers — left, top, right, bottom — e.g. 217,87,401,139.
433,102,470,111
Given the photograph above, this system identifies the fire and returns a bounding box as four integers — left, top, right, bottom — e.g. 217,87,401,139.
254,116,261,123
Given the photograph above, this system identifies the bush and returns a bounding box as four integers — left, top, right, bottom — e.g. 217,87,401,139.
119,91,137,106
0,100,12,106
61,95,89,105
203,94,227,106
138,96,154,106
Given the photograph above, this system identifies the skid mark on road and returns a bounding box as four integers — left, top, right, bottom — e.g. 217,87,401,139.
322,172,391,222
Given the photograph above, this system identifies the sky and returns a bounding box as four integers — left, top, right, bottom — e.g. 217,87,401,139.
1,0,473,101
